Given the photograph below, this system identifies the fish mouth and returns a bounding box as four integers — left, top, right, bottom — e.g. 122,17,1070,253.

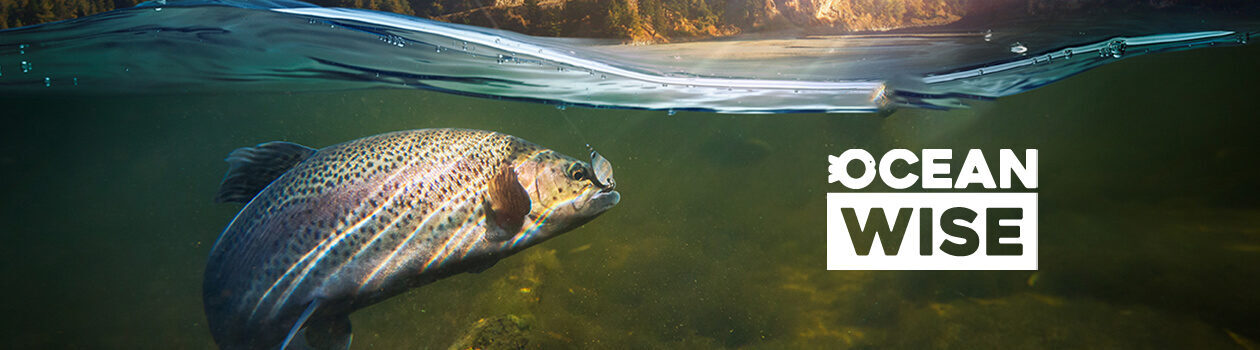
574,189,619,213
589,190,620,210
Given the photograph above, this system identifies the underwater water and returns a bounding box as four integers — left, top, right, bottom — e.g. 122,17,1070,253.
2,1,1260,349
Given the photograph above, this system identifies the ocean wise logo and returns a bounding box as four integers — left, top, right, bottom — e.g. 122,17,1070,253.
826,149,1038,270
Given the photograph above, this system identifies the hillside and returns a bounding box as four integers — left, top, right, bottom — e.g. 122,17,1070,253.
2,0,1254,42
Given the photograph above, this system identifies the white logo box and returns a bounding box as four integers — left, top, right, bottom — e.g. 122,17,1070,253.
827,192,1038,270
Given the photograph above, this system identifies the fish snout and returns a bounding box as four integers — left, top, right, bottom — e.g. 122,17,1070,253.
589,190,620,211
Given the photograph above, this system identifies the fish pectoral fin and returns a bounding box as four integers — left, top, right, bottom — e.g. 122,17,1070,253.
484,163,531,242
278,300,352,350
215,141,316,203
280,298,321,350
303,314,353,350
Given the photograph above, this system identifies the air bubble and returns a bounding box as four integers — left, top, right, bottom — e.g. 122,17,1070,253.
555,104,567,111
44,77,50,87
73,77,78,86
21,61,31,73
1099,39,1126,59
18,43,28,55
494,38,501,44
1064,49,1073,59
1009,42,1028,55
984,29,992,42
1237,33,1249,44
380,35,406,47
667,109,677,116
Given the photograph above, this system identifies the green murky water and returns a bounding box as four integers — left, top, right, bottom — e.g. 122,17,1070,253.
2,40,1259,349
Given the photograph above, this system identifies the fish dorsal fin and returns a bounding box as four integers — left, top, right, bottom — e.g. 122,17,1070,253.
484,163,531,242
215,141,316,203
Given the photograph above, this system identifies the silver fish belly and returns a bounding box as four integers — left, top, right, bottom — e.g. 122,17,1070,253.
203,128,619,350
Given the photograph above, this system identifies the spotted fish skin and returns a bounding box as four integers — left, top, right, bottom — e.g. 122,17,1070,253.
203,128,620,350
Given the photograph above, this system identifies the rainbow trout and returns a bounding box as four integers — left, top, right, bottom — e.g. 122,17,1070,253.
203,128,619,350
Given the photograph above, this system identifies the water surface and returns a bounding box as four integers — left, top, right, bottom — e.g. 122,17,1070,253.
1,0,1256,112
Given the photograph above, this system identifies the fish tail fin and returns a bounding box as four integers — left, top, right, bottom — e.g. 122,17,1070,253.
215,141,315,203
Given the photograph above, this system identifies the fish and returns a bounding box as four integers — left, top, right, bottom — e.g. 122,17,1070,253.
202,128,620,350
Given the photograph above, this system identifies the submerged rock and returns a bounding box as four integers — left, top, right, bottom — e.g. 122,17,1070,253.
448,315,531,350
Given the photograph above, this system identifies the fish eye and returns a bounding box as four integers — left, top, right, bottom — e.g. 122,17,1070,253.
567,164,587,181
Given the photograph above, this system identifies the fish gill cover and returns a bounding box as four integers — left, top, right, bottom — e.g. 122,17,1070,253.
0,0,1255,113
